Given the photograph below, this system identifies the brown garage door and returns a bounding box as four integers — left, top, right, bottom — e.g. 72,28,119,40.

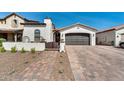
65,33,90,45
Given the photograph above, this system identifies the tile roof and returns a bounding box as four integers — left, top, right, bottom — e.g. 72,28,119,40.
97,24,124,34
0,28,23,33
0,13,38,22
21,22,46,25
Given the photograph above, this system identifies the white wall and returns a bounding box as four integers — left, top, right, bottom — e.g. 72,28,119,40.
3,42,45,51
60,26,96,45
23,18,54,43
96,31,115,45
121,34,124,41
115,29,124,47
59,26,96,52
23,25,46,42
44,18,54,42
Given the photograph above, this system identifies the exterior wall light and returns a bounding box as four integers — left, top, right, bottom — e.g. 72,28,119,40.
93,34,94,37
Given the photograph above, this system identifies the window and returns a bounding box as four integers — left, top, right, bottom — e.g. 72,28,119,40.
11,19,18,28
34,29,40,42
13,19,17,24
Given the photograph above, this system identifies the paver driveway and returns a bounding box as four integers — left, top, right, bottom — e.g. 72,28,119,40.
66,45,124,81
10,51,58,81
6,51,74,81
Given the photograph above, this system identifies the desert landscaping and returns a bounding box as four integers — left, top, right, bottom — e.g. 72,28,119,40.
0,45,124,81
0,50,74,81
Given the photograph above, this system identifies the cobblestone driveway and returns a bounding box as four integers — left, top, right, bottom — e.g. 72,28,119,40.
66,45,124,80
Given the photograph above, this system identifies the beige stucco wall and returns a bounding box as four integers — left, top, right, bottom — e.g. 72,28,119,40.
0,21,6,25
96,31,115,45
0,15,24,29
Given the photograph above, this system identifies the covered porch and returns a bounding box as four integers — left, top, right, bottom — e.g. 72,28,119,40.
0,29,23,42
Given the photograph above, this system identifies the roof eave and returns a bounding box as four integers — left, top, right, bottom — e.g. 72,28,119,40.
55,23,98,32
21,23,46,26
96,28,116,34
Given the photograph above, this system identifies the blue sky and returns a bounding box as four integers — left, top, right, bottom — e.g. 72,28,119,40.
1,12,124,30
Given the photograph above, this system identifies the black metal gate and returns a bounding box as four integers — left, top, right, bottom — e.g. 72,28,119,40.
45,42,59,48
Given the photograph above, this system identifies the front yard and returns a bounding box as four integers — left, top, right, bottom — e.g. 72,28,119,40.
1,45,124,81
0,51,74,81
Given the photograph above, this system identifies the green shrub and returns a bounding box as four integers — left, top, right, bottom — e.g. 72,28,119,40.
0,38,6,47
21,47,26,53
0,38,6,42
11,46,17,53
0,40,3,47
0,47,6,53
0,42,2,47
31,48,35,53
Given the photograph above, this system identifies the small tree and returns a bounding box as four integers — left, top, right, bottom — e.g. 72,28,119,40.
21,47,26,53
31,48,35,53
11,46,17,53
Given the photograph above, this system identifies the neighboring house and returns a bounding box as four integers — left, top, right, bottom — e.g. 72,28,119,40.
0,13,55,51
0,13,97,52
96,24,124,47
0,13,54,43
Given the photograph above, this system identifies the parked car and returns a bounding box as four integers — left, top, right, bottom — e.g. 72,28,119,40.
120,41,124,48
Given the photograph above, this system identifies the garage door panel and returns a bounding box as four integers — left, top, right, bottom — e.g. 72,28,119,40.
65,33,90,45
66,41,89,45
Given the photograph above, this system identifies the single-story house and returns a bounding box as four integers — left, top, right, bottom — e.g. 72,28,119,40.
96,24,124,47
0,13,98,52
54,23,97,52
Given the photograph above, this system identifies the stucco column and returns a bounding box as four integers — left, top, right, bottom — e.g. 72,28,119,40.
53,33,55,42
14,33,17,42
59,33,65,52
90,33,96,46
115,33,121,47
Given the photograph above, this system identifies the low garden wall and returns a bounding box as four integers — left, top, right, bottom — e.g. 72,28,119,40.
3,42,45,51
